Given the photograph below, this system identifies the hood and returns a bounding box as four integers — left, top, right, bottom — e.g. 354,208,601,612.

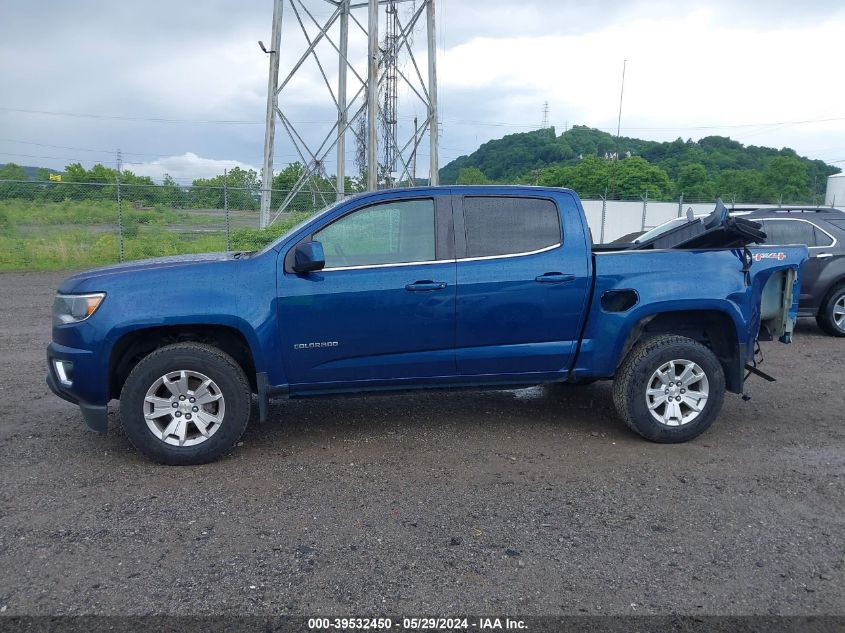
58,251,252,293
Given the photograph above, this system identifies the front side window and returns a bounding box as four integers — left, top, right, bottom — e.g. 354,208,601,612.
761,219,831,247
314,199,436,268
463,196,561,258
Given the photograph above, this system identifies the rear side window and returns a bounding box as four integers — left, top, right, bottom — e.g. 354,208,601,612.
825,218,845,233
761,219,832,247
463,196,561,258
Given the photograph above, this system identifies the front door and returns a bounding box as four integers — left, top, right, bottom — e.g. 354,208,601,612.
277,195,456,390
454,194,591,376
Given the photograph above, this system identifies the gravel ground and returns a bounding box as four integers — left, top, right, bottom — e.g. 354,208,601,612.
0,271,843,617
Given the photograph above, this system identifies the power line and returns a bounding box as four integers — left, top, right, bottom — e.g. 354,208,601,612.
0,106,265,125
442,116,845,131
0,137,167,158
0,151,84,162
4,105,844,133
0,106,363,126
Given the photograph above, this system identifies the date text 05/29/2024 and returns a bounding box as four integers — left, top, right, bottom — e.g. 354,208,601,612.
307,617,527,630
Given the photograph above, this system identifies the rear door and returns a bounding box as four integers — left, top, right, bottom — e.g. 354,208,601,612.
277,194,457,389
454,193,591,376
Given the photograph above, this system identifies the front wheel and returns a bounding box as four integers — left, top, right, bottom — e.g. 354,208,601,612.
612,335,725,443
119,343,251,465
816,285,845,337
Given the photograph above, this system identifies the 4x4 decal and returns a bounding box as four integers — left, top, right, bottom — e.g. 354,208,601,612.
753,251,787,262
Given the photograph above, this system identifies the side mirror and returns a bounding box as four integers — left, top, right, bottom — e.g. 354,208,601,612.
293,240,325,273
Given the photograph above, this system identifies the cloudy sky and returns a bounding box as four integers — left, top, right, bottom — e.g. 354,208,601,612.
1,0,844,183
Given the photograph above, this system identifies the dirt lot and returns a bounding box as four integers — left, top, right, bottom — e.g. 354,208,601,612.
1,271,843,617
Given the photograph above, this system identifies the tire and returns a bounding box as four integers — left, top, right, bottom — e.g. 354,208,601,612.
612,334,726,443
119,343,251,465
816,285,845,337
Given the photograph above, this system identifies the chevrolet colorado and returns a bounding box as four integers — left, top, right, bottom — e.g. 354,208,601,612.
47,186,808,464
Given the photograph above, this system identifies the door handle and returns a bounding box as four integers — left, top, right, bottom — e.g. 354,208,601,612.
405,280,448,292
535,273,576,284
816,253,833,259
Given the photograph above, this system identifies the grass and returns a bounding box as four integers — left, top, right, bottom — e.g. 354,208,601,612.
0,199,227,226
0,199,312,270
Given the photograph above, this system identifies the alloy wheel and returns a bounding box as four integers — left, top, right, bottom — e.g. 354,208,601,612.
645,359,709,427
143,370,226,446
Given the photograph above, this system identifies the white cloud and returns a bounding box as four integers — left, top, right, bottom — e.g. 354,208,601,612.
435,7,845,165
123,153,258,183
1,0,844,176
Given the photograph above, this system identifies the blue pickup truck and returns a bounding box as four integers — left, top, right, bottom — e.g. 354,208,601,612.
48,186,808,464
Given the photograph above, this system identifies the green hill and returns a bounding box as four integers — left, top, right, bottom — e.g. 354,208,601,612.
439,126,840,203
0,164,62,180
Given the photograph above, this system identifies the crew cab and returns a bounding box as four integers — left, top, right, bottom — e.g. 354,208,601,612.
47,186,808,464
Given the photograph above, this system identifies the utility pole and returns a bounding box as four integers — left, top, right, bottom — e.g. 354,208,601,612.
367,0,379,191
116,149,124,262
541,102,549,129
259,0,283,228
336,0,349,200
427,0,439,185
224,169,231,252
410,116,418,186
610,58,626,200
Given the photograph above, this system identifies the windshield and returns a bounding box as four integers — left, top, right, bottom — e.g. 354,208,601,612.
635,217,695,243
257,198,346,255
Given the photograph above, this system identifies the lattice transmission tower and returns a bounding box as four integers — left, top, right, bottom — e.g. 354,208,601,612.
258,0,440,228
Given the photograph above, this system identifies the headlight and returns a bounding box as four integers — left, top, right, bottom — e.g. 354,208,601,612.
52,292,106,326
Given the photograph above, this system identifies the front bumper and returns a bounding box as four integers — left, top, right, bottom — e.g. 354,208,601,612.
46,346,109,433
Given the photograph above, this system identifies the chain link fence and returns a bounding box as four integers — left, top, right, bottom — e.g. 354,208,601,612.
0,179,814,270
0,179,336,269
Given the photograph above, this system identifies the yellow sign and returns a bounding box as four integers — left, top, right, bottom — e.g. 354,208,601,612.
48,174,62,182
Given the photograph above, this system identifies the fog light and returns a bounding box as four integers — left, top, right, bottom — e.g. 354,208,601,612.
54,360,74,387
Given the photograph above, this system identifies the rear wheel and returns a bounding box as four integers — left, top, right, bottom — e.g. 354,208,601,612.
119,343,251,465
816,285,845,337
613,335,725,443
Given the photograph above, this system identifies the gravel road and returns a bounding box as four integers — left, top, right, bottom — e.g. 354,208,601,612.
1,271,843,617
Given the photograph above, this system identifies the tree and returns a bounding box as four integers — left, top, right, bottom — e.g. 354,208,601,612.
190,167,260,210
270,162,326,213
0,163,26,181
765,156,810,202
271,162,306,191
0,163,29,199
157,174,186,207
715,169,770,203
614,156,672,199
438,125,840,204
55,162,114,200
675,163,714,201
456,167,490,185
538,155,610,198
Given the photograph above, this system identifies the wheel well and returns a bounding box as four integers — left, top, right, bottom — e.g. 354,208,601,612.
619,310,743,392
109,325,257,399
819,276,845,314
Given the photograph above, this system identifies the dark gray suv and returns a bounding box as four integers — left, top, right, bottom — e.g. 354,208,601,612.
736,207,845,336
